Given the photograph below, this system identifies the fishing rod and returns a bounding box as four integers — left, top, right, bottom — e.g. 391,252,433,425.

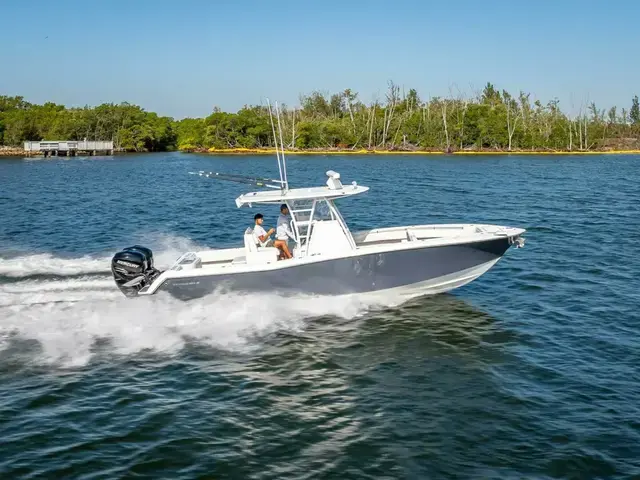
188,171,284,189
267,98,289,191
189,99,291,191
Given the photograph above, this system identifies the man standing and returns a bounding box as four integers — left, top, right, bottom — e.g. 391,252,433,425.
253,213,274,247
274,204,294,259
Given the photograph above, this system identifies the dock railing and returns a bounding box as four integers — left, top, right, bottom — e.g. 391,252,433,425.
23,140,114,156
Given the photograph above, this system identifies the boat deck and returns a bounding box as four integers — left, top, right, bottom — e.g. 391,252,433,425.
352,224,475,247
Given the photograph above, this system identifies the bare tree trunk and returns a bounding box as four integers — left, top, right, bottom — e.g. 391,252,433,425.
290,109,296,148
346,98,355,133
382,103,396,147
426,102,431,142
583,116,588,150
506,109,519,151
578,117,583,150
368,104,375,149
386,101,396,141
459,101,468,149
392,115,405,147
380,108,388,147
568,119,572,151
442,102,450,149
380,82,399,148
364,106,371,148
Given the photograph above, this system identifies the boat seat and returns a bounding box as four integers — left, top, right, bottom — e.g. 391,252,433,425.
243,228,278,264
244,228,259,252
244,227,275,251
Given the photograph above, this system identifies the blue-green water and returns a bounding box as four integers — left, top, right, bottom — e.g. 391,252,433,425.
0,153,638,479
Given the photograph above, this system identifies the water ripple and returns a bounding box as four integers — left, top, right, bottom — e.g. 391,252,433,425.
0,153,639,479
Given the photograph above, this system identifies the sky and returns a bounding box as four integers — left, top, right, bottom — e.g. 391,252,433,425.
1,0,638,119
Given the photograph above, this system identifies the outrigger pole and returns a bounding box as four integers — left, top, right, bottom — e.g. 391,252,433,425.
188,171,283,189
266,98,289,191
189,98,290,191
266,98,284,190
274,101,288,190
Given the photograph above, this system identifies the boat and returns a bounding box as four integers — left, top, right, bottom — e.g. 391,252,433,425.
110,101,525,301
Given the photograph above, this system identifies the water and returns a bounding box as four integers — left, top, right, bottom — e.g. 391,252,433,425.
0,153,638,479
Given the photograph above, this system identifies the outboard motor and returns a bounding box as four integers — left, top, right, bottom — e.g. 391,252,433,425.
111,245,162,297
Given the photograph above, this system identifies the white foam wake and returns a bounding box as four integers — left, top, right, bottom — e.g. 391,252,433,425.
0,238,403,368
1,277,115,294
0,276,119,308
0,253,110,278
0,234,209,279
0,289,390,368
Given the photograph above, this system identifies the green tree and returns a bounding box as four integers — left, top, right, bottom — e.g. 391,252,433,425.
3,85,640,152
631,96,640,124
175,118,206,150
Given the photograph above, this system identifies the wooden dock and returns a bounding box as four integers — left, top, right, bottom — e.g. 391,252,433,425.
24,140,114,157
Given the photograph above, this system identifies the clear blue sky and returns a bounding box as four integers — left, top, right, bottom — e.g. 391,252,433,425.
1,0,638,119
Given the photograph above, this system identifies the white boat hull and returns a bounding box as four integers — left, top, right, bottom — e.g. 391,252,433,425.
140,227,524,301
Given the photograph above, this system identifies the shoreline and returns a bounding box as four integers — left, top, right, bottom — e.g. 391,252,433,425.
189,147,640,156
197,148,640,156
0,147,27,157
2,147,640,157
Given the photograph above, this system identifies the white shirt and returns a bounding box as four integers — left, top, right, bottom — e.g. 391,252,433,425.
276,214,295,241
253,224,268,246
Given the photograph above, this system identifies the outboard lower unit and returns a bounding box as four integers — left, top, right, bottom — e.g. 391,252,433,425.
111,245,162,297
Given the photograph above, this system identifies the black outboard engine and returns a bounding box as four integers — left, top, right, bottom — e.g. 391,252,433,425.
111,245,162,297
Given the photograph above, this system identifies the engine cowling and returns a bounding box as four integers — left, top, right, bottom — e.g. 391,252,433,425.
111,245,161,297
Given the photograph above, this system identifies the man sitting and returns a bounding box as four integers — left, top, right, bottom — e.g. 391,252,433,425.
274,204,294,259
252,213,275,247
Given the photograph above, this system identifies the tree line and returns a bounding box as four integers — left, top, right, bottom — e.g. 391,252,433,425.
2,83,640,152
0,96,175,152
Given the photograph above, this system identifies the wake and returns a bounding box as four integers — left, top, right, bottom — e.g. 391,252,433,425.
0,239,401,368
